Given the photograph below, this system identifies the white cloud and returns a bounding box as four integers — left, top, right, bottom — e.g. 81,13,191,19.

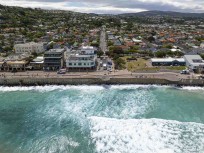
0,0,204,13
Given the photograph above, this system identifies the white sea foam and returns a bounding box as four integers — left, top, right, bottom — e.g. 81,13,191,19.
109,84,169,90
181,86,204,91
56,86,158,119
89,117,204,153
0,85,170,93
0,85,150,92
2,84,202,92
0,85,105,92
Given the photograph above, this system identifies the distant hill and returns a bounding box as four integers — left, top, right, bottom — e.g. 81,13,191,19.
0,4,4,9
119,10,204,18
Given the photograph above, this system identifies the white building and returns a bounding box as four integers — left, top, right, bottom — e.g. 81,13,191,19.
66,54,96,70
14,42,46,54
151,57,186,66
184,55,204,72
80,46,96,55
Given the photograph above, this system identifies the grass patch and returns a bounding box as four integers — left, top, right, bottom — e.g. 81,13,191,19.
122,56,148,71
165,66,186,71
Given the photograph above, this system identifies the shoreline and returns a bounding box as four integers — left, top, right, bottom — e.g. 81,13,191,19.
0,77,204,87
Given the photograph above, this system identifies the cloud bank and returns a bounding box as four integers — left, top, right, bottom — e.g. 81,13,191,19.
0,0,204,14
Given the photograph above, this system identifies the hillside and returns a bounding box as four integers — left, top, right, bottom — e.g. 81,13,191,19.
119,10,204,18
0,4,102,29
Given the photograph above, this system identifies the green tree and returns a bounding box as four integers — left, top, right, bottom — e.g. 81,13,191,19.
155,51,166,58
31,52,38,57
200,54,204,60
3,46,12,52
91,42,99,48
114,58,126,70
147,36,155,43
163,44,173,49
108,41,114,46
97,51,104,57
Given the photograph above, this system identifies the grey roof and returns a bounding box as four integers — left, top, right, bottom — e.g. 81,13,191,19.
184,55,204,66
45,49,64,54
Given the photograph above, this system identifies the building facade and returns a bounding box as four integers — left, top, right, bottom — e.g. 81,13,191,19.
43,49,65,71
0,60,28,71
29,56,44,70
14,42,46,54
66,54,96,70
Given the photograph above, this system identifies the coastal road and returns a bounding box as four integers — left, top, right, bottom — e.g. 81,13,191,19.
100,26,108,54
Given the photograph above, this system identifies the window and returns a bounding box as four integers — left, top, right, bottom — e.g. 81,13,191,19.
69,63,72,66
84,63,86,65
78,63,82,66
91,62,94,65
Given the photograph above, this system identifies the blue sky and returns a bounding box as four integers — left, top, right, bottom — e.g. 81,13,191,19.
0,0,204,14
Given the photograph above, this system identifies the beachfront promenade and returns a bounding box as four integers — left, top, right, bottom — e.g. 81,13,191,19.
0,70,203,86
0,70,193,80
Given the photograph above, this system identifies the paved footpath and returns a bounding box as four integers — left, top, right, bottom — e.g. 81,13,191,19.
0,70,198,81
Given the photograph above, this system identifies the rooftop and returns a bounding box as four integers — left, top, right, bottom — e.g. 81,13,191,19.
15,42,45,46
81,46,94,50
0,60,28,64
184,55,204,66
31,56,44,64
0,53,30,62
151,57,185,62
45,49,64,53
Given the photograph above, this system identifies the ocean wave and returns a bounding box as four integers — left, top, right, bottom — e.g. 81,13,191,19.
89,117,204,153
0,85,170,92
109,84,168,90
0,85,203,93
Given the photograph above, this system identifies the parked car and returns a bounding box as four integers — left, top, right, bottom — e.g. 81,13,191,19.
107,61,112,66
107,67,112,72
180,70,190,74
57,69,66,74
103,63,107,70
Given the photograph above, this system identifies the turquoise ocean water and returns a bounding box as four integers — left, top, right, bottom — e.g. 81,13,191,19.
0,85,204,153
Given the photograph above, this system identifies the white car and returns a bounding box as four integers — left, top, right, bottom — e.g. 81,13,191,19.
180,70,190,75
103,63,107,70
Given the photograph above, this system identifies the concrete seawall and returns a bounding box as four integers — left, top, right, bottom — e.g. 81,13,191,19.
0,77,204,86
